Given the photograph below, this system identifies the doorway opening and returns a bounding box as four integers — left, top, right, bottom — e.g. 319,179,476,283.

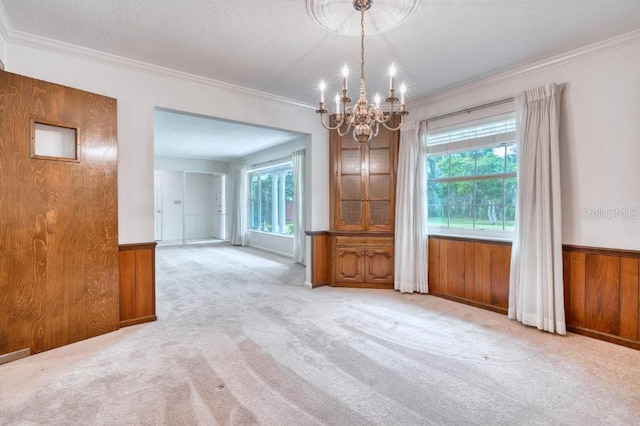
154,170,226,246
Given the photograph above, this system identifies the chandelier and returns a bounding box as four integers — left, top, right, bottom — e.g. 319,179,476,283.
316,0,409,143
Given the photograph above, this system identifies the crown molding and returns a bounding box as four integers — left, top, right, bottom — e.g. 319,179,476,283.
0,4,315,111
0,1,12,41
411,28,640,109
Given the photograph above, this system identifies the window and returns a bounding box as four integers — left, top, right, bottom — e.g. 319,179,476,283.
31,121,79,161
426,114,517,238
249,164,294,235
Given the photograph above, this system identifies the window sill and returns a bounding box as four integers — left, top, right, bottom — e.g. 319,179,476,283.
247,230,294,239
428,227,513,243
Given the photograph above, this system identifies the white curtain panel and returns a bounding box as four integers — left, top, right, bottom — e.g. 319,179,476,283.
394,121,428,293
508,83,566,334
292,149,306,265
230,165,248,246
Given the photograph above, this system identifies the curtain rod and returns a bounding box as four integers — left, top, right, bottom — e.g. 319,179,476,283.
424,97,515,123
246,156,292,173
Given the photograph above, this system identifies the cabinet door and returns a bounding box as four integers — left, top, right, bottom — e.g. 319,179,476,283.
365,247,394,284
333,133,365,230
331,121,398,232
366,127,396,231
335,247,366,283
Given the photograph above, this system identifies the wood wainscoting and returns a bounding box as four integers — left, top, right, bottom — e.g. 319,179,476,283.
428,236,640,350
307,231,329,287
563,245,640,350
428,236,511,314
119,242,157,327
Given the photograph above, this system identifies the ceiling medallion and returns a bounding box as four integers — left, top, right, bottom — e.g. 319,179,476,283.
306,0,421,37
315,0,410,143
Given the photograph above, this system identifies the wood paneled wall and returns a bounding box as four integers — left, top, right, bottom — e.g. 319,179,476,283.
307,231,329,287
428,236,640,350
0,71,119,358
119,243,157,327
563,246,639,349
428,236,511,314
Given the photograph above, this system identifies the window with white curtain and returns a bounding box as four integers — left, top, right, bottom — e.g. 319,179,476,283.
425,111,517,239
248,163,294,235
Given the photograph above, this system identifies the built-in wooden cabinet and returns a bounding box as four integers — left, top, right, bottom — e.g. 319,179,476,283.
331,123,398,232
331,234,394,287
307,121,399,288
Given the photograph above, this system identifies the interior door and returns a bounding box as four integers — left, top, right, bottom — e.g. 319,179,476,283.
154,174,163,241
0,70,119,358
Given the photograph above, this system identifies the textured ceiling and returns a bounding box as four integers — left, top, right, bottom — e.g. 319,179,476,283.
154,109,304,161
2,0,640,160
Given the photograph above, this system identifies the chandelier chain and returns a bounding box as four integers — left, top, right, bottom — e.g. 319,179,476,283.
360,9,365,86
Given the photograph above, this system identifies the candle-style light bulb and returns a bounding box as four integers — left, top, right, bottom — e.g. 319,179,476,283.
335,93,341,114
389,63,397,91
400,83,407,106
319,80,326,104
374,93,381,108
342,65,349,92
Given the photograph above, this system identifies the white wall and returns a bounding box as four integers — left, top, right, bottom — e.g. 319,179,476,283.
0,29,6,70
247,232,294,258
184,172,217,240
4,41,329,258
412,33,640,251
155,156,229,174
231,139,307,258
154,170,184,242
154,156,231,240
239,138,306,168
211,175,226,240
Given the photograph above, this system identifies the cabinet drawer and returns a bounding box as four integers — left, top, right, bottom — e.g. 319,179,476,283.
335,236,393,246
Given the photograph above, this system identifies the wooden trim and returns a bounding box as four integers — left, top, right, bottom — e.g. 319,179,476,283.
119,242,158,251
305,230,329,236
327,230,395,237
428,234,512,246
30,118,81,163
430,292,508,315
331,282,394,290
120,315,158,328
0,348,31,366
567,326,640,351
562,244,640,259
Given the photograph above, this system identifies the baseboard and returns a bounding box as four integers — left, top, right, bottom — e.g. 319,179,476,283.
305,281,326,289
330,282,394,290
248,244,293,259
430,292,509,315
120,315,157,328
0,348,30,365
567,326,640,350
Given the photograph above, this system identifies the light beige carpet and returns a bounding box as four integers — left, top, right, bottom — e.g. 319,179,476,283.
1,242,639,425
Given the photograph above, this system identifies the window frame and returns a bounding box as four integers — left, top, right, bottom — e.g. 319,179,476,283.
425,112,517,242
248,162,295,236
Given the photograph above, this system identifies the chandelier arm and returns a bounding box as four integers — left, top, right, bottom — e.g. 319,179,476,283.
318,112,345,131
371,122,380,138
337,123,352,137
379,103,398,125
381,113,408,132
